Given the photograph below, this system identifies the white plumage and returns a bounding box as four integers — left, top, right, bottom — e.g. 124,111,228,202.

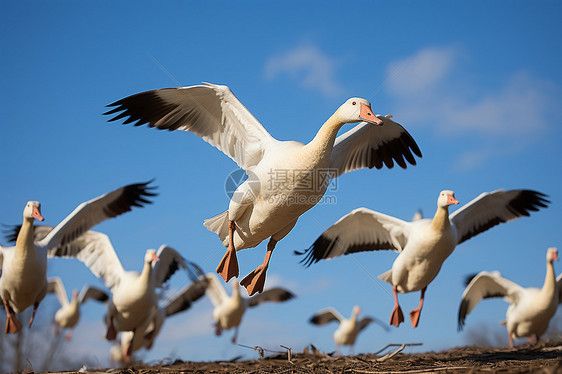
309,306,387,355
458,247,561,347
105,83,422,295
0,181,154,334
203,273,294,343
299,189,549,328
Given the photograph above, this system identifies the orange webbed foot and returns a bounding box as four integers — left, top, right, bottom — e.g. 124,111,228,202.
240,265,268,296
216,247,239,282
390,305,404,327
409,307,422,328
5,315,23,334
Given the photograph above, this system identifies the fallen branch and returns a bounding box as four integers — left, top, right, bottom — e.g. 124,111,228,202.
236,343,294,362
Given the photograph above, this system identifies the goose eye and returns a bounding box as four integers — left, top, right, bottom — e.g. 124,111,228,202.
352,101,356,105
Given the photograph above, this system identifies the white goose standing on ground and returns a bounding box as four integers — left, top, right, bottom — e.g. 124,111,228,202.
458,247,561,348
104,82,422,295
204,273,294,343
47,276,108,339
309,306,388,355
0,181,155,334
298,189,549,328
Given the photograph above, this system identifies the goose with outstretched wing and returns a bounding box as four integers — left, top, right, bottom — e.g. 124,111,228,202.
0,181,155,334
458,248,560,347
47,276,108,339
298,189,549,328
310,305,387,355
203,272,294,343
105,83,422,295
110,271,209,364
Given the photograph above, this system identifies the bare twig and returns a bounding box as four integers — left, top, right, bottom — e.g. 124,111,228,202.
373,342,422,356
279,345,293,363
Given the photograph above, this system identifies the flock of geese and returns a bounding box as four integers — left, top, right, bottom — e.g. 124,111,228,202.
0,82,559,365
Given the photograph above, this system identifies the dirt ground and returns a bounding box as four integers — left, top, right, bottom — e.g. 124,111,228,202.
77,341,562,374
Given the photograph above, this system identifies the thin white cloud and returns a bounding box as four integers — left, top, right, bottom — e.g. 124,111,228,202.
385,46,557,168
265,45,343,97
386,46,457,96
439,72,551,136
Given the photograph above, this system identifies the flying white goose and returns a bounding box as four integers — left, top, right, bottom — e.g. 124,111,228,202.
104,82,422,295
309,305,387,355
0,181,155,334
298,189,549,328
47,227,192,363
47,276,108,339
458,247,560,348
203,273,294,343
110,276,209,364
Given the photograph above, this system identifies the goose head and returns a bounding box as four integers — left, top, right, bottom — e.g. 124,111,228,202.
336,98,383,125
547,247,559,263
437,190,459,208
23,201,45,221
145,249,160,265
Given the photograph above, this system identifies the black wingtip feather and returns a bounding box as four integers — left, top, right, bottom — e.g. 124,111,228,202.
3,224,21,244
295,235,338,268
464,272,479,287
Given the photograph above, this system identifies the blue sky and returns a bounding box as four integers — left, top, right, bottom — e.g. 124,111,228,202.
2,0,562,370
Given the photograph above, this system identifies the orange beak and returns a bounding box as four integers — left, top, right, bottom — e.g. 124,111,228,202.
360,103,383,125
32,206,45,221
447,195,459,205
152,253,160,262
553,251,559,261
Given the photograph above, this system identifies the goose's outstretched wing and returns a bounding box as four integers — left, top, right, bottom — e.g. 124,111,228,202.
4,225,52,243
247,288,294,307
47,277,69,306
163,278,209,317
153,245,187,287
49,230,125,291
105,83,278,171
203,273,229,307
458,271,524,331
329,115,422,178
450,189,549,245
359,316,389,332
38,181,156,252
78,285,109,304
309,308,345,325
296,207,409,267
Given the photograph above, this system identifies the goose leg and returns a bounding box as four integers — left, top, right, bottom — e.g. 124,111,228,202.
390,285,404,327
3,299,22,334
28,302,39,328
123,327,136,364
106,315,117,341
214,321,222,336
216,221,240,282
240,238,276,296
409,287,426,328
232,326,239,344
508,332,514,348
65,331,73,340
